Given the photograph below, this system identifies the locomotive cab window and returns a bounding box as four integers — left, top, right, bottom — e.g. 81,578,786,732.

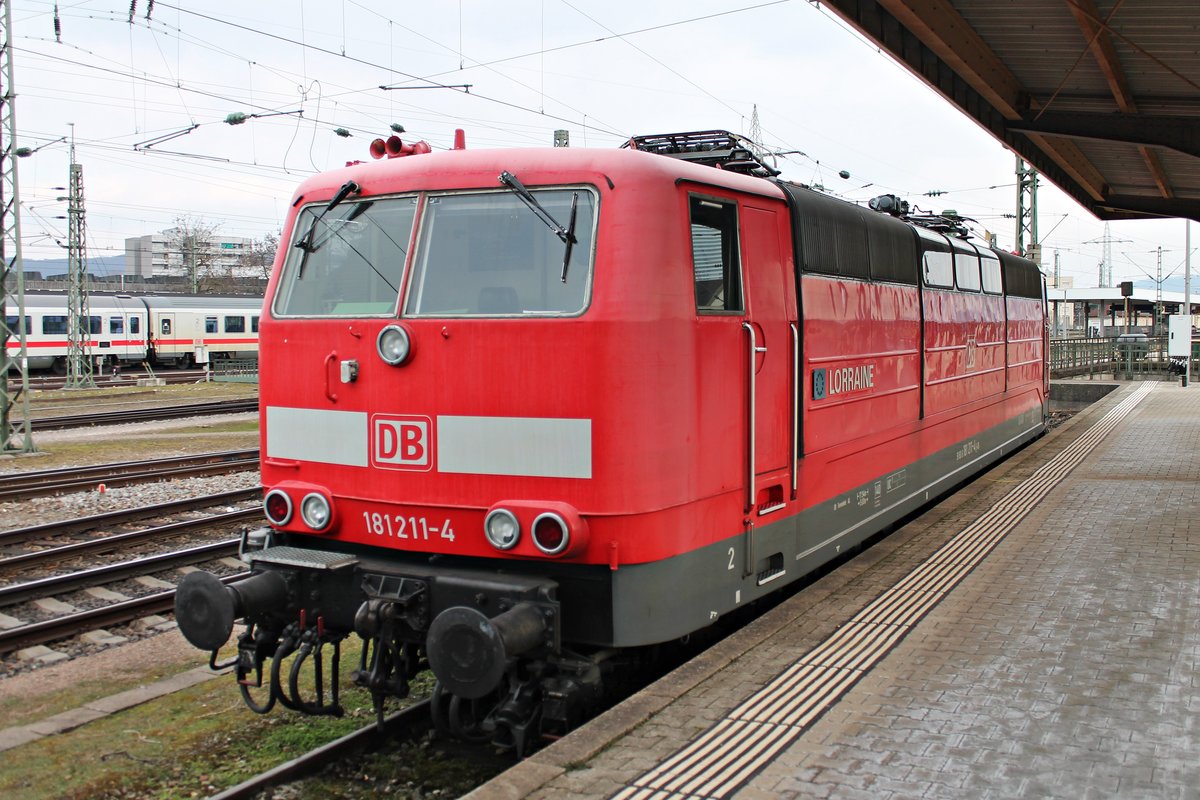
690,196,742,312
274,196,418,317
405,187,595,317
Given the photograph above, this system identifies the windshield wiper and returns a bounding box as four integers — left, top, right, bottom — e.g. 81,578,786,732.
295,180,360,255
498,170,578,283
294,180,360,280
560,192,579,283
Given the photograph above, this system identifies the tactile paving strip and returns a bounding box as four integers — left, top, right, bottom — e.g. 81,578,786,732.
613,383,1155,800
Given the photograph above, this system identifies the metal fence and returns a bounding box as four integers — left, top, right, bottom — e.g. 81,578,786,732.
1050,336,1197,380
210,357,259,383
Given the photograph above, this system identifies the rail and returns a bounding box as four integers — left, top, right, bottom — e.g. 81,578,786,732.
0,576,248,655
18,398,258,430
0,449,259,502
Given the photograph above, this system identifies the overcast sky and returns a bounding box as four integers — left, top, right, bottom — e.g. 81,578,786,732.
10,0,1195,288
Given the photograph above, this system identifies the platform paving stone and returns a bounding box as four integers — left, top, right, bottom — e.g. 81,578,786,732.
472,383,1200,799
0,664,232,753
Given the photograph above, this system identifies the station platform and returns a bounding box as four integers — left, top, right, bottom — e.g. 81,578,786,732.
467,381,1199,799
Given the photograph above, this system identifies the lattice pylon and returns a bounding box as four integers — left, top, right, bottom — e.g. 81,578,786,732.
1,0,34,453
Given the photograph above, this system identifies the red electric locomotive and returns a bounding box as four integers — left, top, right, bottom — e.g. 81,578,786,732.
176,130,1047,751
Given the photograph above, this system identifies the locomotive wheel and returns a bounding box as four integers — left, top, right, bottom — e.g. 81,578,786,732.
430,681,495,743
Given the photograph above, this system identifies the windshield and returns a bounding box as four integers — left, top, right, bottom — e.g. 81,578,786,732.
273,196,417,317
404,188,595,317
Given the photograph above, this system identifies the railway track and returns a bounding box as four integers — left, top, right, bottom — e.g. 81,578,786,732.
19,398,258,431
0,487,260,545
26,369,217,391
210,704,433,800
0,450,259,502
0,539,239,607
0,575,248,656
0,495,262,657
0,508,257,578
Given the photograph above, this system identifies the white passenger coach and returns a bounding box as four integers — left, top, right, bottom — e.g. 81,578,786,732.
3,293,262,371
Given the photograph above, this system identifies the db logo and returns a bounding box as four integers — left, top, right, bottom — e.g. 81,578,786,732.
371,415,433,471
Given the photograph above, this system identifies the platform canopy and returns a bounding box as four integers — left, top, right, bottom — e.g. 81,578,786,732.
823,1,1200,223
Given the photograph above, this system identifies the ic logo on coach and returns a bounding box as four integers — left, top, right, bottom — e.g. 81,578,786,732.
371,415,433,471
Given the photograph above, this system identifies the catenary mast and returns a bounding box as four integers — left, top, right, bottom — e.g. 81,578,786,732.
1015,156,1039,266
0,0,33,453
64,127,95,388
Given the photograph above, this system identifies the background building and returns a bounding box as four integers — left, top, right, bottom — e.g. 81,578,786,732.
124,231,256,280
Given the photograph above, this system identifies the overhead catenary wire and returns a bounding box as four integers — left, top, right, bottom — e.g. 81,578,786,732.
30,6,626,150
150,0,629,139
10,0,1186,283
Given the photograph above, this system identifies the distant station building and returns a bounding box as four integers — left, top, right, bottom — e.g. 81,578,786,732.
1049,285,1199,337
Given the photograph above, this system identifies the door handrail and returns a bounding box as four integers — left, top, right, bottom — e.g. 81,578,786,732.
790,322,799,499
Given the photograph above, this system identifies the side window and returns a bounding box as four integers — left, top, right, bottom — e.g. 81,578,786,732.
43,315,68,335
205,316,218,333
916,228,954,288
980,253,1003,294
251,315,260,333
130,316,141,334
922,251,954,288
690,196,742,313
954,252,981,292
224,316,246,333
161,319,172,335
89,316,102,334
5,315,30,333
109,317,123,334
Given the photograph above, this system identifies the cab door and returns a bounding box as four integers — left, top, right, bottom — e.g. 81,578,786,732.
741,204,793,510
689,193,793,520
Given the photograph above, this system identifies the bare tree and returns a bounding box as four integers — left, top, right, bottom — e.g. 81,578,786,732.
167,215,221,294
197,258,243,295
238,230,280,282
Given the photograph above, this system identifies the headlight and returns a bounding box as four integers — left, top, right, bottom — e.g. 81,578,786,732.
300,493,332,531
377,324,412,365
532,512,570,555
263,489,293,526
484,508,520,550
